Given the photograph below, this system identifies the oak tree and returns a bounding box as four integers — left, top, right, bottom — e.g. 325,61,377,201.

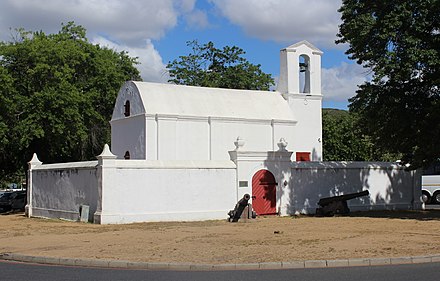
167,40,274,91
322,109,398,161
0,22,141,184
337,0,440,168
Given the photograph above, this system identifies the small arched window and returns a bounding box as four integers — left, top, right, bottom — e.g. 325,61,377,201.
124,151,130,160
124,100,130,117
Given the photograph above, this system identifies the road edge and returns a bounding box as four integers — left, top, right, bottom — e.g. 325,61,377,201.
1,252,440,271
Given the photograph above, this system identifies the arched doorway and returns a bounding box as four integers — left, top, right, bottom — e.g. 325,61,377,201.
252,169,277,215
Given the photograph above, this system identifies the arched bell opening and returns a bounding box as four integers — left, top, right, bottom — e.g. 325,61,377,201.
299,54,311,94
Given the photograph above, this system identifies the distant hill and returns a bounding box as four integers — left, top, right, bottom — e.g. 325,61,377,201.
322,108,348,117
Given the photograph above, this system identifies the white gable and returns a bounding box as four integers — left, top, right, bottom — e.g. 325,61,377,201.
112,81,295,122
283,40,323,54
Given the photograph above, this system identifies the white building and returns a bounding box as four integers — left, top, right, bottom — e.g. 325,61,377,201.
26,41,422,224
110,40,323,163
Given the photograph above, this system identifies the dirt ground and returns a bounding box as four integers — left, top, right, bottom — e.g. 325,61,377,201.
1,210,440,264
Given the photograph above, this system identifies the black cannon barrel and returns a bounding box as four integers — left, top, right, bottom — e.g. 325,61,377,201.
228,194,251,222
238,194,251,206
318,190,369,207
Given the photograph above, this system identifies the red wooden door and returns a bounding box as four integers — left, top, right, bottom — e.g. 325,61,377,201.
252,169,277,215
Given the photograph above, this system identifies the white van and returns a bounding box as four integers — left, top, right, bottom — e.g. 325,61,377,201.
422,175,440,204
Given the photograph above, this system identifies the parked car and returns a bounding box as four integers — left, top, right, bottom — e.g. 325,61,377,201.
0,190,27,212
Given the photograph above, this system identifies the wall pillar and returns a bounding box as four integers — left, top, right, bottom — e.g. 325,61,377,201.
26,153,42,218
94,144,117,224
412,169,423,210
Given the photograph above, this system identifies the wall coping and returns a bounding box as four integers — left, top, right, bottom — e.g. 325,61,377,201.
291,161,409,170
31,160,237,170
31,160,411,171
32,161,98,170
114,160,236,169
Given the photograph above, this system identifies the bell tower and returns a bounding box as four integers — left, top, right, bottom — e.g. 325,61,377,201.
277,40,322,95
277,41,323,161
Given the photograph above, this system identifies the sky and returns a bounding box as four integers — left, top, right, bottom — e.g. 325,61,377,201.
0,0,371,110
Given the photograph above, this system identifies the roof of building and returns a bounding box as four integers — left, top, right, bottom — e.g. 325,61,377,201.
112,81,296,122
283,40,323,55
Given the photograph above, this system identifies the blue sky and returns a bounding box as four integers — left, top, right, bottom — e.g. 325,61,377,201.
0,0,370,109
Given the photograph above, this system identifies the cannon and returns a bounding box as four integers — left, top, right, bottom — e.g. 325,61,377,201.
228,194,255,222
315,190,369,216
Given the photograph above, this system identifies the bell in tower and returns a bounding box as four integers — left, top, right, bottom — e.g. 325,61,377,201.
299,54,310,93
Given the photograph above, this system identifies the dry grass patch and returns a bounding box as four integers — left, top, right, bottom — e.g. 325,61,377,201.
1,210,440,264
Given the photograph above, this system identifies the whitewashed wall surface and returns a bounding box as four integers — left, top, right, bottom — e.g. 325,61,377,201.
287,161,422,214
94,159,237,224
27,149,237,224
28,160,99,222
27,150,421,224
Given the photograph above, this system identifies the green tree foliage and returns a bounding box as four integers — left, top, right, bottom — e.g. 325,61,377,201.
322,109,373,161
167,40,274,90
0,22,141,184
322,109,400,161
336,0,440,168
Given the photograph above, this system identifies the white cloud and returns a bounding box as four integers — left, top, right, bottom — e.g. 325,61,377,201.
92,36,169,83
175,0,197,13
322,62,371,102
0,0,354,89
184,9,210,30
210,0,342,48
0,0,190,46
0,0,197,82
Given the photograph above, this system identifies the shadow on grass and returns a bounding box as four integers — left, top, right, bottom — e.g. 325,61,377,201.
348,209,440,221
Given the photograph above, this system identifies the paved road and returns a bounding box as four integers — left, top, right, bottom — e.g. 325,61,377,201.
1,260,440,281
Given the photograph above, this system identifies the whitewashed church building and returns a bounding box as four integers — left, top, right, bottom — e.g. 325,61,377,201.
110,40,322,163
26,41,421,224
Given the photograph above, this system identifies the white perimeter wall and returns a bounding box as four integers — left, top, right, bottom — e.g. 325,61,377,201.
285,162,422,214
29,161,99,222
28,152,421,224
28,157,237,224
96,160,237,224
